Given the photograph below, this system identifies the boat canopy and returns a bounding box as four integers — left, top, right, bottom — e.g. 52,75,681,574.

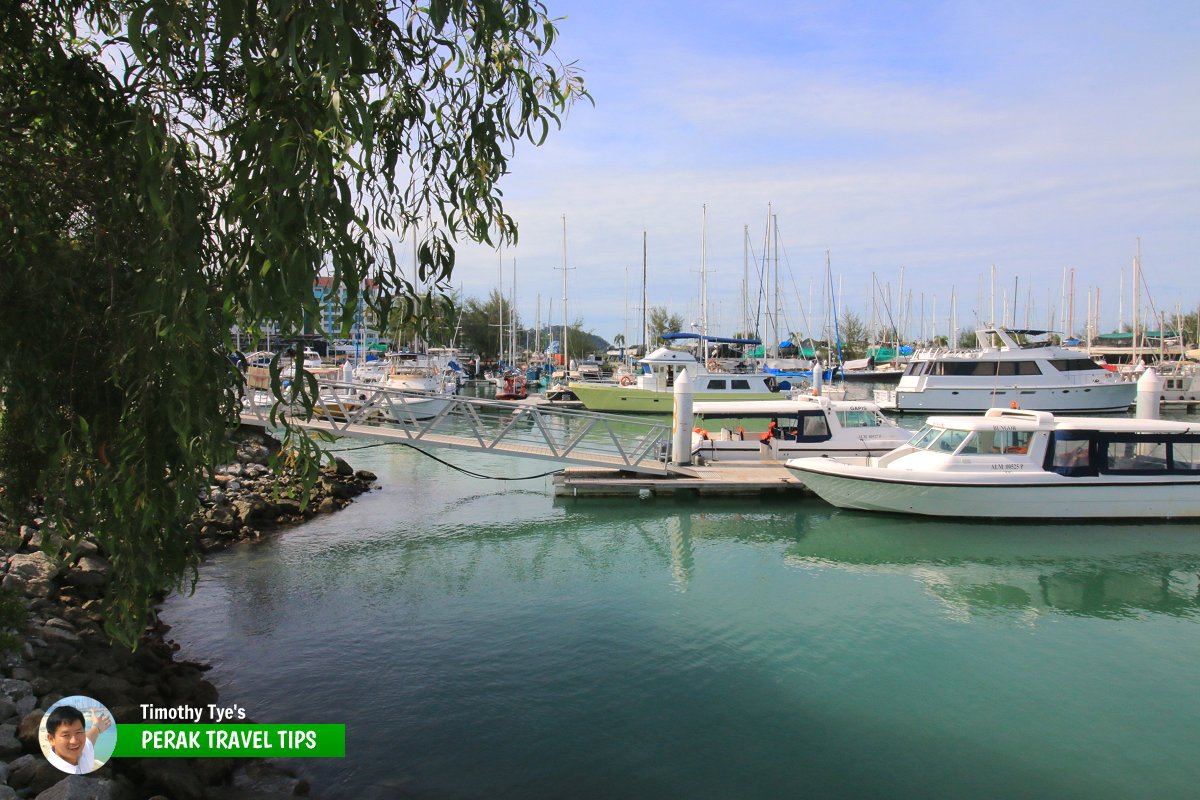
661,333,762,345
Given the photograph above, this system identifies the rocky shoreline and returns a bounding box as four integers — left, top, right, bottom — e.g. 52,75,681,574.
0,429,377,799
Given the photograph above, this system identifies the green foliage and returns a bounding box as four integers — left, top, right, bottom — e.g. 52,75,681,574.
0,0,585,644
646,306,685,347
456,289,517,357
0,589,27,654
837,311,868,360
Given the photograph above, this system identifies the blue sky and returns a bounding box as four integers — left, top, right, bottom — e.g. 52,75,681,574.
449,0,1199,345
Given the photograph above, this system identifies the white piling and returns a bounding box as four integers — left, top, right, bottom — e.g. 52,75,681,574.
341,359,354,394
671,368,694,466
1136,368,1162,420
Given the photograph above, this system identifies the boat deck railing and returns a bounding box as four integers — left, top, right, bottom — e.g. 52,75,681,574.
240,380,676,476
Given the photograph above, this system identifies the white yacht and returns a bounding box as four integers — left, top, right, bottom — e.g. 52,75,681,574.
787,408,1200,519
690,396,914,465
873,327,1136,413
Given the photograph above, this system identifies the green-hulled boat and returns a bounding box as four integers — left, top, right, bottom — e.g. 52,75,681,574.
569,347,787,414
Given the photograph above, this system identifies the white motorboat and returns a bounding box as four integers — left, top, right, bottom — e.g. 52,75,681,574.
873,327,1136,413
786,408,1200,519
689,396,914,464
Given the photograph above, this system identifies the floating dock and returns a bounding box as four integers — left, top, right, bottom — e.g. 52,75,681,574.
554,463,808,497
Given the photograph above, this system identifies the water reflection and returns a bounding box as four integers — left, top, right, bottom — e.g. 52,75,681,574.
186,488,1200,644
786,511,1200,620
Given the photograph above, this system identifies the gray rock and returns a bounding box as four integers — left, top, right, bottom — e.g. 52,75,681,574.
17,708,45,749
355,469,377,481
0,678,34,701
0,696,16,722
14,694,36,716
0,573,24,593
141,761,205,800
232,496,269,523
74,556,110,577
33,775,121,800
205,508,237,531
71,540,100,558
6,753,38,788
24,579,54,598
0,785,16,800
0,759,9,786
231,761,307,797
37,626,82,647
28,760,66,796
0,722,21,758
85,674,133,702
7,553,59,583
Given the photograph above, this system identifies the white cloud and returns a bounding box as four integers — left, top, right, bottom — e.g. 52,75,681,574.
442,0,1199,344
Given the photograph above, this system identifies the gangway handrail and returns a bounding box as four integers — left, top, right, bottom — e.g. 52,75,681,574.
240,380,676,475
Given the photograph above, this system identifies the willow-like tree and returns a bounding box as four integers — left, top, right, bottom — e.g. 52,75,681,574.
0,0,586,643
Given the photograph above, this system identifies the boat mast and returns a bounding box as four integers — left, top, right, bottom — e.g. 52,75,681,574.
510,256,518,366
496,248,504,365
1133,239,1141,363
641,231,648,357
741,224,749,338
772,209,780,358
559,215,570,374
700,204,709,341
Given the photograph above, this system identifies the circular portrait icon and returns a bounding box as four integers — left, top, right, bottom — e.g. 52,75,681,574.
39,695,117,774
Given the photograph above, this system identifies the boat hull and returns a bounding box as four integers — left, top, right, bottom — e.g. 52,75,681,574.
570,383,780,414
875,382,1136,413
788,458,1200,519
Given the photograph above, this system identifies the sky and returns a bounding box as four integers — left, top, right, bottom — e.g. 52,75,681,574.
447,0,1199,346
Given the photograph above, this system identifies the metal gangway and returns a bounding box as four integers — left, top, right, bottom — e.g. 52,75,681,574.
239,381,677,476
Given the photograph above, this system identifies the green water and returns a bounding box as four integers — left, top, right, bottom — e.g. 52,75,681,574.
162,443,1200,799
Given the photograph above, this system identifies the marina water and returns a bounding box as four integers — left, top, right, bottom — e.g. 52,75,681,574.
162,414,1200,798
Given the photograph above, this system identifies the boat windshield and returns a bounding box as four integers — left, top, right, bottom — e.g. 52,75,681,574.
908,426,974,453
930,429,972,453
836,409,883,428
908,425,940,449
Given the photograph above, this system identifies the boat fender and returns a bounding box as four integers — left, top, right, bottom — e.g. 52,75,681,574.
736,426,745,440
765,376,779,392
619,375,635,386
693,426,710,440
1009,401,1019,409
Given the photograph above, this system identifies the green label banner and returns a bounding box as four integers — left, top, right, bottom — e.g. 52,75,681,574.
111,724,345,758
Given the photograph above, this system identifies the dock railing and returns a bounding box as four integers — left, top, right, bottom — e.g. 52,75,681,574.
240,381,676,475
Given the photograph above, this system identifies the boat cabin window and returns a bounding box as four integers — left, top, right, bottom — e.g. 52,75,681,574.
903,361,930,377
705,379,727,390
1048,359,1107,372
1100,435,1174,473
1052,438,1091,470
1172,441,1200,472
996,361,1043,376
836,409,882,428
934,362,997,377
964,429,1034,454
799,412,831,440
731,379,751,390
